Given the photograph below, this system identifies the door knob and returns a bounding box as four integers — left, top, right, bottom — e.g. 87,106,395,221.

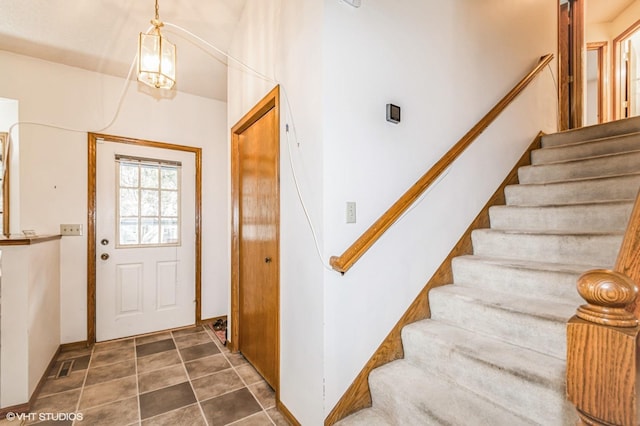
101,238,109,246
101,253,110,260
265,257,272,263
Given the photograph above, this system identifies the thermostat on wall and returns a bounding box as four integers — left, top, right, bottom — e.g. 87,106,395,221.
386,104,401,124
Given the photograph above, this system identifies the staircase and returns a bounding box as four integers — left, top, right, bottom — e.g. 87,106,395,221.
337,117,640,426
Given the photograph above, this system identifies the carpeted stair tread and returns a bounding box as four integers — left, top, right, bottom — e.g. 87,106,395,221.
334,407,391,426
401,321,577,425
518,149,640,184
504,172,640,206
541,115,640,147
451,255,586,302
532,131,640,164
429,284,576,358
488,200,634,233
368,361,537,426
471,228,622,267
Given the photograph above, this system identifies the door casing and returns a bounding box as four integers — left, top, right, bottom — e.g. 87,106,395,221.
87,133,202,345
587,41,608,124
613,19,640,120
558,0,585,130
230,86,281,390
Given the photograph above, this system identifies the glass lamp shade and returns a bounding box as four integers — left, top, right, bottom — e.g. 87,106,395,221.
137,29,176,89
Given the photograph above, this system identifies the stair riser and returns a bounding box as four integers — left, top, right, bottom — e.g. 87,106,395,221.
489,203,634,233
471,231,622,267
401,330,573,425
368,364,535,426
368,384,445,425
504,175,640,206
519,151,640,184
541,116,640,147
429,288,569,358
451,257,583,302
533,133,640,164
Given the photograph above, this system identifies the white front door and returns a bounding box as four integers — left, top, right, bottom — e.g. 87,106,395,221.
96,140,196,341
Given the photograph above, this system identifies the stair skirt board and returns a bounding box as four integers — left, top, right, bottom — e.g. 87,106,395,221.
332,121,640,426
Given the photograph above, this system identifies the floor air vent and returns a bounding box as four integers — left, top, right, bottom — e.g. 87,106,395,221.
55,360,74,378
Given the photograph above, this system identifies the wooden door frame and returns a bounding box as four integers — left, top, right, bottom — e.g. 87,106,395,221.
87,132,202,345
230,85,281,385
613,19,640,120
559,0,585,129
559,2,570,130
587,41,608,124
570,0,585,129
1,132,9,237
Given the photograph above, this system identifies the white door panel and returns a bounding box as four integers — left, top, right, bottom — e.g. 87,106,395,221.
96,140,195,341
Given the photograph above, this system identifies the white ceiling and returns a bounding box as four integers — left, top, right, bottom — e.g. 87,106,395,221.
0,0,248,101
586,0,636,24
1,0,637,101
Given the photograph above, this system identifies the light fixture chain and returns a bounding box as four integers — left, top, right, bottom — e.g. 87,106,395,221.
155,0,160,21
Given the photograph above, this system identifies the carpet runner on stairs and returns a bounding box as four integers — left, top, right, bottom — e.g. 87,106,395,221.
336,116,640,425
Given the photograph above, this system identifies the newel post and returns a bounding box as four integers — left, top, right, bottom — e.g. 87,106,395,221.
566,269,640,426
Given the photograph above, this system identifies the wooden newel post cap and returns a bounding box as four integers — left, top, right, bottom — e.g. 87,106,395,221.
576,269,639,327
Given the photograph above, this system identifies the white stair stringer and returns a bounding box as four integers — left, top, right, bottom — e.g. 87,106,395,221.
336,118,640,426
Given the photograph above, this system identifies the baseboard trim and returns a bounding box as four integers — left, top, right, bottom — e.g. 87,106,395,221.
199,315,227,325
0,345,62,420
277,400,302,426
60,340,90,351
324,133,543,425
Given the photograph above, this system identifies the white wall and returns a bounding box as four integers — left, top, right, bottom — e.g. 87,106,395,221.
322,0,558,414
229,0,558,423
0,50,229,343
228,1,326,424
611,0,640,38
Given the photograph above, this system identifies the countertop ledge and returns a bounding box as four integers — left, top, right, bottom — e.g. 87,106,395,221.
0,234,62,246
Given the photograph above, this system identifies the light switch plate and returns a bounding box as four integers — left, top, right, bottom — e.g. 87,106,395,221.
346,202,356,223
60,224,83,236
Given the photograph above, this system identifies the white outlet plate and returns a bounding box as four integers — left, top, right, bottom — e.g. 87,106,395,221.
346,202,356,223
60,224,83,236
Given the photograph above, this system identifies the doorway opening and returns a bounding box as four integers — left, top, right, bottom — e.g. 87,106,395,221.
586,42,607,125
614,20,640,119
87,133,202,344
559,0,585,130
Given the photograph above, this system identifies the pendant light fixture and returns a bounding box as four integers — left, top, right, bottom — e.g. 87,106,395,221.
137,0,176,90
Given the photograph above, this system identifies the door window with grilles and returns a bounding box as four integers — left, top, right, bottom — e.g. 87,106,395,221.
116,155,181,247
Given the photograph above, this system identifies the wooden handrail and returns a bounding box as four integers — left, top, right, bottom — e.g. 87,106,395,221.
329,53,554,273
566,188,640,425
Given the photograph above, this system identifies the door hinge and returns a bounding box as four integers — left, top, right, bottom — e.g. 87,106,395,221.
568,75,574,83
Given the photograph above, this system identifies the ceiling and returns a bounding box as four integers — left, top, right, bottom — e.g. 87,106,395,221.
1,0,637,101
586,0,637,24
0,0,248,101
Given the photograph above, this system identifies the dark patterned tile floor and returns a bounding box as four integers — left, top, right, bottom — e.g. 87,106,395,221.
20,326,289,425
